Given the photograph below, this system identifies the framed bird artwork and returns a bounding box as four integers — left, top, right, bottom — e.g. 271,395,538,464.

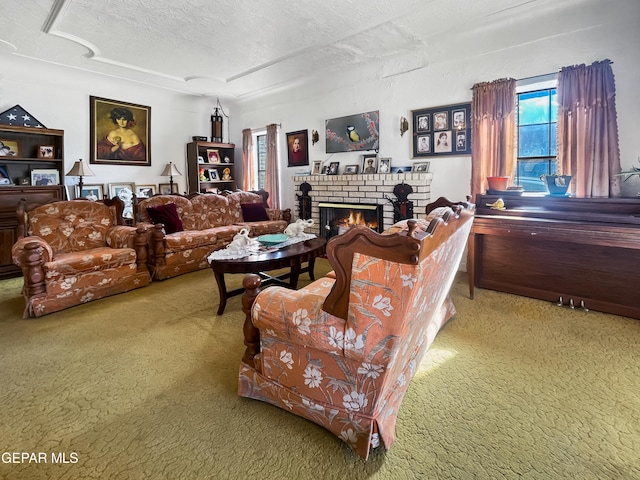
325,110,379,153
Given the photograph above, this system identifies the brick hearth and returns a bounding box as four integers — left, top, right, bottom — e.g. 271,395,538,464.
292,172,433,236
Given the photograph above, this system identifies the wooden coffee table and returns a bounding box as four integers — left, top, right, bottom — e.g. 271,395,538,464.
209,237,326,315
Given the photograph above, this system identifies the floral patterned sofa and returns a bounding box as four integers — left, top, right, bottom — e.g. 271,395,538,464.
12,198,151,318
238,198,475,459
134,191,291,280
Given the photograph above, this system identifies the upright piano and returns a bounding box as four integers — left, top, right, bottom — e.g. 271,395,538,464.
468,194,640,320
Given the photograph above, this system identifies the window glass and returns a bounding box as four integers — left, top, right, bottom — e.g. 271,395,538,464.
256,134,266,190
516,86,558,191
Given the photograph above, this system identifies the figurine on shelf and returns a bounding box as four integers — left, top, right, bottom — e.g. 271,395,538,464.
199,168,208,181
222,167,232,181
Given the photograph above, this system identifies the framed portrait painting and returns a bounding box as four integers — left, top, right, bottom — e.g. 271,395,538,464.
90,96,151,166
411,102,471,158
286,130,309,167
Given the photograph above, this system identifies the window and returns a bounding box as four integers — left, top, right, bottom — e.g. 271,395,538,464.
256,134,266,190
516,77,558,192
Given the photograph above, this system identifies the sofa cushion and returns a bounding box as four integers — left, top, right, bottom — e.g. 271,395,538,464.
240,202,269,222
147,203,184,234
137,196,197,230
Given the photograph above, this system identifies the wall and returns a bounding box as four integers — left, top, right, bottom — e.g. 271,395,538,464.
0,54,213,195
232,0,640,211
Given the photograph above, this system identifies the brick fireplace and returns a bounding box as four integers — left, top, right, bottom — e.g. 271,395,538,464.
293,172,432,236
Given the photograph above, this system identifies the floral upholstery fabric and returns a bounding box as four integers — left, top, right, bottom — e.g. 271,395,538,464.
238,208,473,459
12,200,150,318
135,193,290,280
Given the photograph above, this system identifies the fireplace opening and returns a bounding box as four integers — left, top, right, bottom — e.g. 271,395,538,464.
318,202,384,240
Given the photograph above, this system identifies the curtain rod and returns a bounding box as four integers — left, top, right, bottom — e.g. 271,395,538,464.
248,123,281,132
472,60,614,88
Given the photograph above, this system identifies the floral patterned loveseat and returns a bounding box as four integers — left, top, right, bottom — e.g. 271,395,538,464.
134,191,291,280
238,199,475,459
12,198,151,318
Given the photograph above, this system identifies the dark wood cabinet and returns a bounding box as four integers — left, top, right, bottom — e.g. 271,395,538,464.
0,125,65,279
468,194,640,320
186,141,236,194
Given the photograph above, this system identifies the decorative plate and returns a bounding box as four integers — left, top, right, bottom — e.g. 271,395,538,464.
257,234,288,247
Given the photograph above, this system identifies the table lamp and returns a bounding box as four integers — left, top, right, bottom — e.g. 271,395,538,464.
161,162,182,193
66,159,96,196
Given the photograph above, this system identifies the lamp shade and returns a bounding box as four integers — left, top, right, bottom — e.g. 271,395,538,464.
161,162,182,177
66,159,96,177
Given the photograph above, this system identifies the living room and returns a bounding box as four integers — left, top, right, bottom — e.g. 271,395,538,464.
1,0,639,478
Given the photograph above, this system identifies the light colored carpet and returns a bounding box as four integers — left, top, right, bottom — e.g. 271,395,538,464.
0,260,638,480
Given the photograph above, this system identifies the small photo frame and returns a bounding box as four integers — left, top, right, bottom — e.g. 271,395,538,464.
0,139,19,157
208,169,220,181
362,154,377,174
312,160,322,175
31,168,60,186
344,164,359,175
417,135,431,153
135,184,156,198
327,162,340,175
433,112,448,131
198,155,205,163
78,184,104,201
378,157,391,174
0,164,12,185
452,109,466,129
207,149,220,163
159,183,179,194
37,145,55,159
434,131,453,153
108,183,135,219
416,114,430,132
412,162,430,173
455,131,467,151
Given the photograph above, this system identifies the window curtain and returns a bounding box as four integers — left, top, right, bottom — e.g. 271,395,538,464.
470,78,516,198
557,60,621,197
265,123,280,209
241,128,254,191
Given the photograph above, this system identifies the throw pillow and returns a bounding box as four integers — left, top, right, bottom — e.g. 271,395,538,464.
146,203,184,234
241,202,269,222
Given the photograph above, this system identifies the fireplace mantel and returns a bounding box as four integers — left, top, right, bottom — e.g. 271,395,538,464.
293,172,432,236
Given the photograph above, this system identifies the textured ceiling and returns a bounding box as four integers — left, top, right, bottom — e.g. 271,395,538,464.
0,0,611,99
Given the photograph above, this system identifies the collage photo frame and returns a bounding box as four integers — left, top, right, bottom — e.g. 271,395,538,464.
411,102,471,158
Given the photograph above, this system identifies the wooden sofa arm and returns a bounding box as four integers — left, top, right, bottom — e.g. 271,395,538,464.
12,236,53,269
15,241,48,299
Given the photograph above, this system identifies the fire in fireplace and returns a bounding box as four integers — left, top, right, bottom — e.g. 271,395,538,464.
318,202,384,239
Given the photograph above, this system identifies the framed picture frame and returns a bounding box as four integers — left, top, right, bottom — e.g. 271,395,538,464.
362,154,377,174
412,103,471,158
378,157,391,174
159,183,179,195
135,184,156,198
0,139,20,157
208,169,220,181
412,162,430,173
327,162,340,175
312,160,322,175
286,129,309,167
31,168,60,186
344,164,359,175
108,183,135,219
0,164,12,185
37,145,55,159
206,149,220,163
78,184,104,201
89,96,151,166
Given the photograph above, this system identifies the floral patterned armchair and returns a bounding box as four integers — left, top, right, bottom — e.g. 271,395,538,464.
238,199,475,459
12,198,151,318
